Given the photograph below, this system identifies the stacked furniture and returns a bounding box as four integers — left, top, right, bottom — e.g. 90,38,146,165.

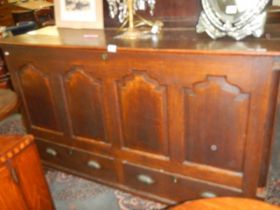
0,53,9,88
0,0,24,26
0,0,54,28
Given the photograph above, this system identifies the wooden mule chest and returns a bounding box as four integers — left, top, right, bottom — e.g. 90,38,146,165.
1,26,280,203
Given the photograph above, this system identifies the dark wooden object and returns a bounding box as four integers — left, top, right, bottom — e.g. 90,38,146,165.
0,135,54,210
11,9,36,25
267,6,280,24
170,197,280,210
0,3,25,26
1,26,280,204
34,7,54,27
0,2,53,27
0,52,10,88
0,0,7,5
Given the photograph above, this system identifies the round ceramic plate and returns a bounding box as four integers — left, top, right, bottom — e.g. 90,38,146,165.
197,0,270,40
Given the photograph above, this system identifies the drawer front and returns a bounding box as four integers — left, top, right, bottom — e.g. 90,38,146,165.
123,162,241,202
36,140,117,182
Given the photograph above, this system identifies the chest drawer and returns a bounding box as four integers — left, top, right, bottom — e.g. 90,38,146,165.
36,140,118,183
123,162,241,202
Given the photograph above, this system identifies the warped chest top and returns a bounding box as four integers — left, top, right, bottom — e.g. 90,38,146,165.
1,25,280,57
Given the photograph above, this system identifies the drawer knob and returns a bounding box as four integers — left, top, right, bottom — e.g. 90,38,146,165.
137,174,155,185
101,53,108,61
87,160,101,170
46,148,57,157
201,191,217,198
210,144,218,151
68,149,73,155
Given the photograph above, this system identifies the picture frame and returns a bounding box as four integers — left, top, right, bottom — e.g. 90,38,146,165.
273,0,280,5
54,0,104,29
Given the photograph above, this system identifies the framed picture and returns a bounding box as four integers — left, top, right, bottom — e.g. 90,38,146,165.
54,0,104,29
273,0,280,5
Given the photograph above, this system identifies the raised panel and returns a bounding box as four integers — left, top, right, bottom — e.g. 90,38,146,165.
118,70,169,156
64,67,107,143
184,76,250,172
18,64,60,132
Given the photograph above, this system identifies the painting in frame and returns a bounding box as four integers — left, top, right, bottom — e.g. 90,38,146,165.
54,0,104,29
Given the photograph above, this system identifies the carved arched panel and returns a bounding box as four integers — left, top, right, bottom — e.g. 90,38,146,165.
64,67,107,142
184,76,250,172
18,64,60,131
118,71,169,156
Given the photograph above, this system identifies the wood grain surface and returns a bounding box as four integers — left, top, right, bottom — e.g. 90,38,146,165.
170,197,280,210
0,135,54,210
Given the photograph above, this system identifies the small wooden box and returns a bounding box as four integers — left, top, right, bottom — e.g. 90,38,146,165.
0,135,54,210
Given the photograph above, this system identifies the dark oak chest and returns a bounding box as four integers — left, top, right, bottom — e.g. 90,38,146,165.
1,27,280,203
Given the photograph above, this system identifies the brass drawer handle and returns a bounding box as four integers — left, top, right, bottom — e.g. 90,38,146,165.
87,160,101,170
46,148,57,157
201,191,217,198
101,53,108,61
137,174,155,185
